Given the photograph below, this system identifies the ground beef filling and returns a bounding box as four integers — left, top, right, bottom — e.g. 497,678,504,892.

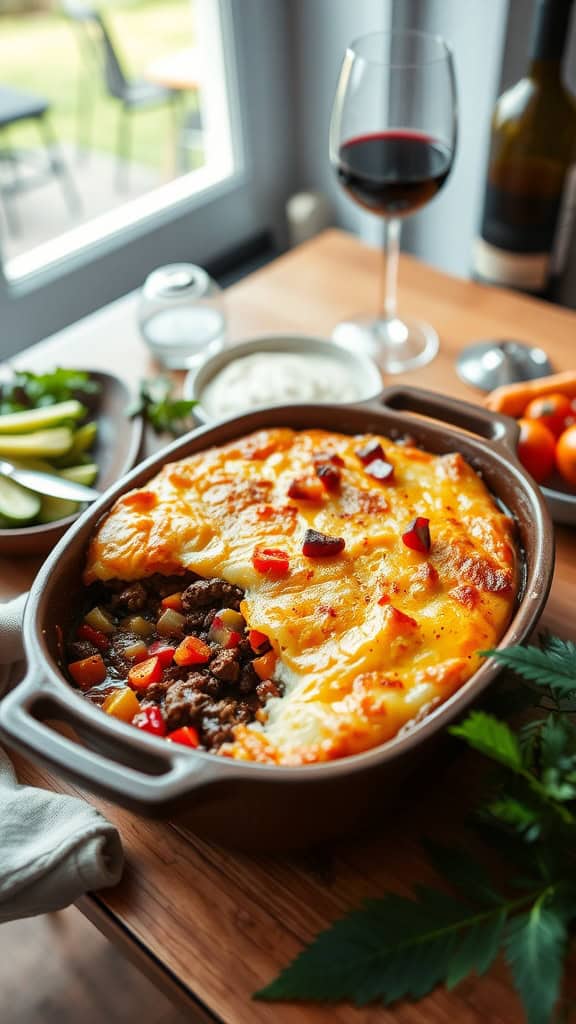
66,573,281,751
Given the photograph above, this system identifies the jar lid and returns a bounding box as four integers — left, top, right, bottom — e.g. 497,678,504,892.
144,264,211,300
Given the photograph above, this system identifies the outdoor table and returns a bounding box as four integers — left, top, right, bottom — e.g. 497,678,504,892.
1,229,575,1023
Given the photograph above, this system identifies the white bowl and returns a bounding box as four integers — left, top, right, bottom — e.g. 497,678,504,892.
183,334,383,423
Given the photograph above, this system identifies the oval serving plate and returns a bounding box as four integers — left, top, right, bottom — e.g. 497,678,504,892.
0,370,144,556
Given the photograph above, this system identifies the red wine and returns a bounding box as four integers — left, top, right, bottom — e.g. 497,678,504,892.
336,130,453,217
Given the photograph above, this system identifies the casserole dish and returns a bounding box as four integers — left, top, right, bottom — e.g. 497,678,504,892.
0,387,554,850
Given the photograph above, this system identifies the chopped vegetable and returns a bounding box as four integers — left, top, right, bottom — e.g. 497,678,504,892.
173,635,212,666
102,687,140,722
0,476,42,524
68,653,107,690
167,725,200,747
76,623,110,651
0,399,85,435
302,528,345,558
0,368,99,411
59,462,98,486
122,615,155,637
133,706,166,737
123,640,149,662
0,426,73,459
85,606,116,634
156,608,186,636
248,629,269,653
314,459,342,491
252,548,290,576
402,517,431,554
253,650,277,681
148,641,177,666
127,655,163,691
37,495,79,523
160,592,183,612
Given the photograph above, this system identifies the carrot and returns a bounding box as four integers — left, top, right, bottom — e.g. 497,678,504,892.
485,371,576,417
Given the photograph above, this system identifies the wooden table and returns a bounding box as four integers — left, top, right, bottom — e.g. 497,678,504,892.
2,230,575,1023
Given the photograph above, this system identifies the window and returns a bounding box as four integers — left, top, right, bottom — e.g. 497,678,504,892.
0,0,294,357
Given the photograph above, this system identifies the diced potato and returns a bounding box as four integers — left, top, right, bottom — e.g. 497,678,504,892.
102,688,140,723
123,640,149,661
85,606,116,634
122,615,155,637
157,608,186,636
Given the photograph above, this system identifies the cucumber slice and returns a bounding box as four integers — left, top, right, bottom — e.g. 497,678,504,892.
0,475,42,524
0,427,73,459
0,400,85,435
37,494,80,524
54,421,98,466
60,463,98,486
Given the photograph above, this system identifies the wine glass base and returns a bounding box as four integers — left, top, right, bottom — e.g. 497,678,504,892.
333,315,439,374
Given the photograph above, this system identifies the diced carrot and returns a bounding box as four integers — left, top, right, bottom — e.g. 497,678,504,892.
173,635,212,666
68,654,107,690
127,655,163,691
103,687,140,723
161,592,183,612
167,725,200,748
252,650,277,681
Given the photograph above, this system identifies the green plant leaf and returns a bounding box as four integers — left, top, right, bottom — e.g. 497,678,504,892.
255,889,510,1005
449,712,523,771
483,797,542,842
505,900,567,1024
423,842,500,905
484,645,576,698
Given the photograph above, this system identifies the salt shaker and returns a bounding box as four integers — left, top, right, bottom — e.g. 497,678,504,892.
138,264,226,369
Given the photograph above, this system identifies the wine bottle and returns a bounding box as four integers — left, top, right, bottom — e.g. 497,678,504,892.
473,0,576,299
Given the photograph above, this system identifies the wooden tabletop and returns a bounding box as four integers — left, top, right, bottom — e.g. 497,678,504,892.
2,229,576,1023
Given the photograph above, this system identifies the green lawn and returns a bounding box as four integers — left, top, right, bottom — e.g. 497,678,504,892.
0,0,197,173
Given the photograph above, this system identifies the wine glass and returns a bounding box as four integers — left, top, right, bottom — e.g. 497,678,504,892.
329,30,457,372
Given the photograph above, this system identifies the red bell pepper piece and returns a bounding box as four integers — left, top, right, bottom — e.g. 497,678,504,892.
402,517,431,554
167,725,200,748
148,640,177,667
355,439,385,465
252,547,290,576
133,705,166,737
173,635,212,666
127,655,163,691
68,653,107,690
248,628,269,653
76,623,110,651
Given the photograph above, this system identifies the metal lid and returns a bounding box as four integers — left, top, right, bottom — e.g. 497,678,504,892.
144,263,211,299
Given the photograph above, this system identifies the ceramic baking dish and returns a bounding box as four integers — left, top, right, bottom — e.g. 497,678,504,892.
0,387,554,850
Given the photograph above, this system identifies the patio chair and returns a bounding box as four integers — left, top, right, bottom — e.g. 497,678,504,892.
61,1,181,190
0,85,81,237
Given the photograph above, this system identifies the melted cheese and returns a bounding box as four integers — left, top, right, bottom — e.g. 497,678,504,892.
85,429,518,764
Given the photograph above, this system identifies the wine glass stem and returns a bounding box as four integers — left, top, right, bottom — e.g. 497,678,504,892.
381,217,402,320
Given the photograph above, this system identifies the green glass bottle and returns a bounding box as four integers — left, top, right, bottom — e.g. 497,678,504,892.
474,0,576,299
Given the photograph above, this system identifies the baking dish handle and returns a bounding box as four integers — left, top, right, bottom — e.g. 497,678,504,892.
0,670,218,809
377,386,520,451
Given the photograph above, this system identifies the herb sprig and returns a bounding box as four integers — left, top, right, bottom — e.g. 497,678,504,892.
128,377,197,436
0,368,99,414
256,636,576,1024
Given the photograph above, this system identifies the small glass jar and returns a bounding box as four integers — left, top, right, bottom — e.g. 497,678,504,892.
138,264,226,370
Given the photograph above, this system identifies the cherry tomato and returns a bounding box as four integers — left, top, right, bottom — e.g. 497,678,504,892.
556,424,576,488
516,418,556,483
523,393,573,438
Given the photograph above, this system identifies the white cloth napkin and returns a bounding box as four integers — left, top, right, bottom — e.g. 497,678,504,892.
0,594,124,922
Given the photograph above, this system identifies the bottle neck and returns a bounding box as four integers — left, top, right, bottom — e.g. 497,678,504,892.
528,0,573,79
